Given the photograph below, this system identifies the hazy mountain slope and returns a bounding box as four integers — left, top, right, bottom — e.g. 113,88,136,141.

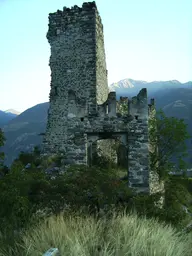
1,80,192,166
152,88,192,112
1,103,49,165
0,110,18,127
5,103,48,127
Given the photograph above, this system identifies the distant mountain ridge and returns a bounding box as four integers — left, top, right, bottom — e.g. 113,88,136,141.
110,78,190,89
110,79,147,90
4,109,21,115
109,79,192,99
0,109,20,127
1,79,192,166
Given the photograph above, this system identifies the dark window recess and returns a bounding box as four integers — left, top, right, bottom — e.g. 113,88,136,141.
81,118,84,121
135,115,138,120
55,86,58,96
106,103,108,114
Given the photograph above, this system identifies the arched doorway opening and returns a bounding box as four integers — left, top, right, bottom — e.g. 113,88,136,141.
86,132,128,178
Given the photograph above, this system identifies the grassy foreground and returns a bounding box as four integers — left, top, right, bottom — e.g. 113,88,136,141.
0,208,192,256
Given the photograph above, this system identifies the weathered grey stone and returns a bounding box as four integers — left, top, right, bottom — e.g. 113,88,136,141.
45,166,60,174
25,163,31,169
42,1,164,198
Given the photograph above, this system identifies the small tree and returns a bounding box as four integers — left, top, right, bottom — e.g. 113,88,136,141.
14,146,42,167
149,109,191,179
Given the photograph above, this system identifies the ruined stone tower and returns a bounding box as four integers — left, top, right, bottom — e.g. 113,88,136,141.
42,1,160,194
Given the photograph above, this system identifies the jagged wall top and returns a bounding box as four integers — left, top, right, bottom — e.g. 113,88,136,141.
49,1,97,17
47,1,102,41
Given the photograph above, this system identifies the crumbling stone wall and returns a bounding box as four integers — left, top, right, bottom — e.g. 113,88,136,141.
95,8,109,104
42,1,162,195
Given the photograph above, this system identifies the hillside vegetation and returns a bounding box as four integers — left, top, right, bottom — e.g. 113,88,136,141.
0,106,192,255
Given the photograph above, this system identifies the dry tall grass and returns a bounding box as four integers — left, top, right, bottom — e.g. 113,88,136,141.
0,208,191,256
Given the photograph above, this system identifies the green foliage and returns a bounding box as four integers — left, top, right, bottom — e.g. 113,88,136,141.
45,164,133,216
175,177,192,196
161,177,192,229
125,192,163,217
117,190,188,230
0,128,5,147
40,153,63,169
116,100,128,115
0,165,9,176
15,146,42,167
0,161,31,231
0,128,5,167
0,157,50,233
0,150,133,233
0,130,191,248
33,145,41,156
112,174,192,230
0,101,192,252
92,149,117,169
0,149,63,233
17,151,34,165
149,109,190,179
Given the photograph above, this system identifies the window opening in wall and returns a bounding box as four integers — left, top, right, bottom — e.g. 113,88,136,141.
55,86,58,96
81,117,84,121
135,115,138,120
106,103,108,114
87,137,128,171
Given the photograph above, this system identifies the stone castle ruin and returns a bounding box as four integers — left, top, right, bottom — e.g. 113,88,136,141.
42,1,163,194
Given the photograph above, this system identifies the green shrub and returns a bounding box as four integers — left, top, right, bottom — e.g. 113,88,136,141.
46,164,133,216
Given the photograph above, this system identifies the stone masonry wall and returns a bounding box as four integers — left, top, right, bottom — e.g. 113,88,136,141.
95,9,109,105
42,1,162,194
43,2,99,153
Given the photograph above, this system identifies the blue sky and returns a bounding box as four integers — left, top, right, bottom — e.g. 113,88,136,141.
0,0,191,113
